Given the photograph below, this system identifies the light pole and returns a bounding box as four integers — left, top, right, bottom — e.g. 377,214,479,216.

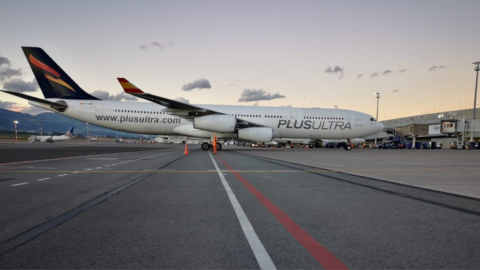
472,62,480,142
375,92,380,146
13,120,19,142
40,124,43,136
86,122,89,142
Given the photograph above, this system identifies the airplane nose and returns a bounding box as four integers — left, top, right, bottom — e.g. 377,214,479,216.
378,122,385,131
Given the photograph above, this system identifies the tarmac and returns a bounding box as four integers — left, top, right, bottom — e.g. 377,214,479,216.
236,146,480,199
0,142,479,269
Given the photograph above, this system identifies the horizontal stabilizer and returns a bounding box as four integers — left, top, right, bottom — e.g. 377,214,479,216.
0,90,68,110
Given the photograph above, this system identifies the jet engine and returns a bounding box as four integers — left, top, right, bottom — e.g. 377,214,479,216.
193,115,236,133
238,127,273,142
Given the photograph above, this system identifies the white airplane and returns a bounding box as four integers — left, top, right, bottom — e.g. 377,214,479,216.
115,136,124,143
1,47,384,151
33,127,75,143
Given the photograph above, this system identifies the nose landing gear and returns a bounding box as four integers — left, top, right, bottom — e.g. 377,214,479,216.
344,139,352,150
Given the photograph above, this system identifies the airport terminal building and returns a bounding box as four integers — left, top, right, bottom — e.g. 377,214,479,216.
366,108,480,147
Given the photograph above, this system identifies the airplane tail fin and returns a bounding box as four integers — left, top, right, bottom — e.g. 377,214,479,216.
65,127,74,137
22,47,99,100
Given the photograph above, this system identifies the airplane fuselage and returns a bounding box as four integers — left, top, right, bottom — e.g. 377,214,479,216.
30,99,383,140
34,135,72,142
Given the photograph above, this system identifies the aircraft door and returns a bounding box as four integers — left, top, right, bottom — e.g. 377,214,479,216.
290,111,297,120
354,113,362,126
95,103,103,116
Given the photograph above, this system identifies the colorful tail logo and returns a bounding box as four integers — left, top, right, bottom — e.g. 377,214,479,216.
118,78,144,93
29,54,75,92
65,127,74,137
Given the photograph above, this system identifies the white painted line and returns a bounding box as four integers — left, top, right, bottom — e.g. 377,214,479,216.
57,174,68,177
73,171,80,174
11,182,28,187
105,165,110,167
208,152,276,270
95,167,102,169
37,178,50,181
85,168,92,171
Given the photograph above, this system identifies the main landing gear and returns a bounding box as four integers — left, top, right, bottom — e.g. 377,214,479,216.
201,142,222,151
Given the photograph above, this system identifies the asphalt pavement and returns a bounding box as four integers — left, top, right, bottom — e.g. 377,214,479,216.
0,144,479,269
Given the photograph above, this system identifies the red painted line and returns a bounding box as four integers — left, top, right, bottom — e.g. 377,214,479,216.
216,155,349,270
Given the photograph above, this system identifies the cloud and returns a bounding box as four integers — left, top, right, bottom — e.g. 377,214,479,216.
182,78,211,91
429,65,447,72
3,78,39,92
0,54,22,82
140,41,175,50
228,80,241,87
0,56,11,67
17,104,46,115
370,69,401,78
357,74,363,79
392,89,400,93
91,90,110,100
398,69,407,73
0,68,22,82
174,97,189,104
324,66,344,79
238,89,285,102
382,70,392,75
0,99,17,109
91,90,138,101
0,99,45,115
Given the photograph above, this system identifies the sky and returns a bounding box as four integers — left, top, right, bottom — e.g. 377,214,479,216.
0,0,479,120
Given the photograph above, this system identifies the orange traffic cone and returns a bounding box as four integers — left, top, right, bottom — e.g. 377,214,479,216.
184,144,189,156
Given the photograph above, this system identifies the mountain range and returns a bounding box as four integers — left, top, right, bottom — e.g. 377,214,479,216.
0,109,152,138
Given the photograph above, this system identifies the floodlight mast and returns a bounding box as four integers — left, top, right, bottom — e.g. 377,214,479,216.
474,62,480,121
472,62,479,142
375,92,380,146
13,120,19,142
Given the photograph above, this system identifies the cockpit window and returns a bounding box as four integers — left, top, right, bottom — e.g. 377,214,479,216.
370,118,376,121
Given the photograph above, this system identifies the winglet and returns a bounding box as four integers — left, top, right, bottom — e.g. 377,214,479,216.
117,78,144,94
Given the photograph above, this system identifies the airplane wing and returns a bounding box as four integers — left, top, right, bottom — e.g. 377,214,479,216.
118,78,215,117
117,78,264,128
